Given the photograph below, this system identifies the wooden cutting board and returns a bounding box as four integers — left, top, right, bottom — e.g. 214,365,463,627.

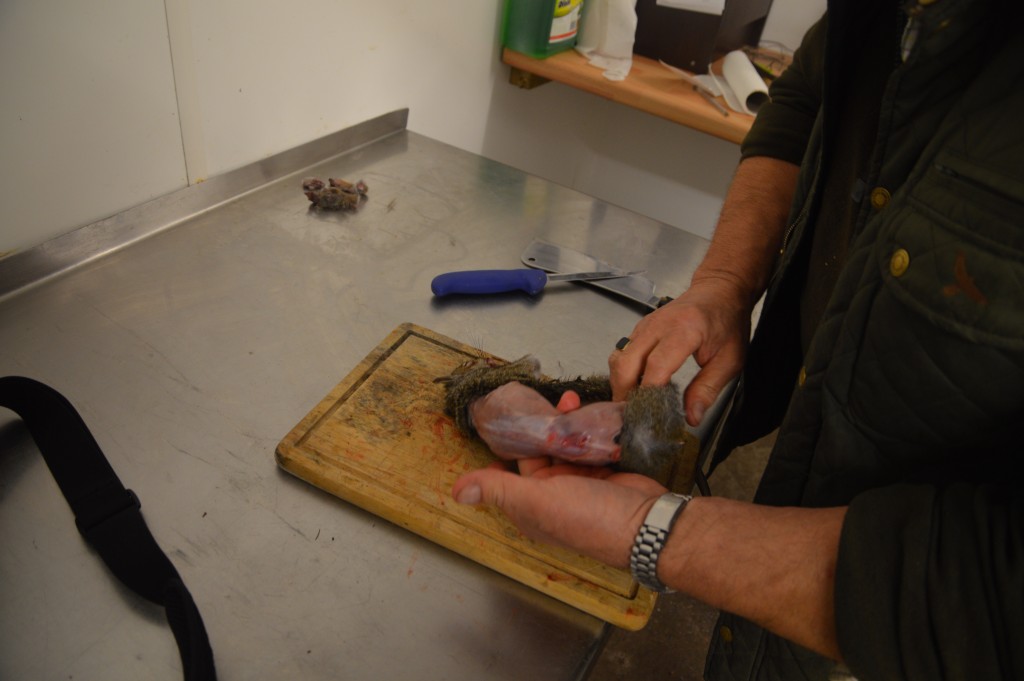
276,322,694,630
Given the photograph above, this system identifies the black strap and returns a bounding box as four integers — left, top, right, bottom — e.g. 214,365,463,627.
0,376,217,681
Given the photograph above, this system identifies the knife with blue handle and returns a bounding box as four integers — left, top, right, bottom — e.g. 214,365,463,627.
520,240,674,310
431,269,634,297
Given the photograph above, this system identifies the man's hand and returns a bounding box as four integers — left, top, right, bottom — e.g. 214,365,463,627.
452,460,667,568
453,458,846,661
608,276,751,426
607,156,800,425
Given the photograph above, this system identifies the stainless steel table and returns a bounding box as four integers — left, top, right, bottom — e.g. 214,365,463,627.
0,110,709,680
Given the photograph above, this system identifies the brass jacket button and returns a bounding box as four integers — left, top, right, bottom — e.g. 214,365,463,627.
798,366,807,387
870,186,891,210
890,248,910,277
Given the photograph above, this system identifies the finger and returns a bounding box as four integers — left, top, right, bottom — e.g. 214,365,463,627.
609,306,707,400
516,455,553,477
452,468,506,505
638,346,688,387
683,352,743,427
555,390,581,413
636,325,706,388
536,463,615,480
453,467,535,513
608,335,654,401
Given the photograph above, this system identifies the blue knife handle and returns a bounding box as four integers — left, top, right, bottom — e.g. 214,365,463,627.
431,269,549,296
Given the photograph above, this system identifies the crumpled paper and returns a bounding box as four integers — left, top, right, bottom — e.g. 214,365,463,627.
575,0,638,81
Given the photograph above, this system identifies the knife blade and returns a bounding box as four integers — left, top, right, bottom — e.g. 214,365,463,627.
431,268,636,297
521,240,674,310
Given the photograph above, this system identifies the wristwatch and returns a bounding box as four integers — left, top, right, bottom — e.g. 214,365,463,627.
630,492,692,593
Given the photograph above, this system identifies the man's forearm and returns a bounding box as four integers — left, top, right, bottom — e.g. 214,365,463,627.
452,463,846,658
658,496,847,661
660,158,836,654
693,156,800,306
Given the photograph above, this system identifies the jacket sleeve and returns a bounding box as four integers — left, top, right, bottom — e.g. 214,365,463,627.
739,13,826,165
835,483,1024,680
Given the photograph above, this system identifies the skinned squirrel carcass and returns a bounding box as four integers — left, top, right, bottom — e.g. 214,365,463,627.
437,356,686,478
469,381,626,464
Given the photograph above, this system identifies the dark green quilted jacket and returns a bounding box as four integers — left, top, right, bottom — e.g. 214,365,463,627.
704,0,1024,679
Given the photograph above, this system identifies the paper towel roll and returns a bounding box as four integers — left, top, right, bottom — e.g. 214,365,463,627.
575,0,639,81
717,51,769,115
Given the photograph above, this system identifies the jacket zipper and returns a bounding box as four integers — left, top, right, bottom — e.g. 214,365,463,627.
777,148,824,258
779,204,806,256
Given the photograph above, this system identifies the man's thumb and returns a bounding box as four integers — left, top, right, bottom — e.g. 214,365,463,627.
452,469,514,507
685,359,741,427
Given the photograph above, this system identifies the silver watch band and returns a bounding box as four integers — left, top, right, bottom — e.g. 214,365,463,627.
630,492,692,593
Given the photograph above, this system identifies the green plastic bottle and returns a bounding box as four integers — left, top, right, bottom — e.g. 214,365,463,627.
502,0,585,58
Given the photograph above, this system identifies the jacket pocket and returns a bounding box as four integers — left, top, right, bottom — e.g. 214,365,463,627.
841,153,1024,459
886,151,1024,346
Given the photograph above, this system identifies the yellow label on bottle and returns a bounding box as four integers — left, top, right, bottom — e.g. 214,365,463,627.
551,0,582,42
554,0,582,18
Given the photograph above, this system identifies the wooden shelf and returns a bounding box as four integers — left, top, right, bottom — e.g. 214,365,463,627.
502,47,754,145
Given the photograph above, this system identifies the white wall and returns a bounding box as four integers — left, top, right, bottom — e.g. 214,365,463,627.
0,0,186,256
0,0,822,256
